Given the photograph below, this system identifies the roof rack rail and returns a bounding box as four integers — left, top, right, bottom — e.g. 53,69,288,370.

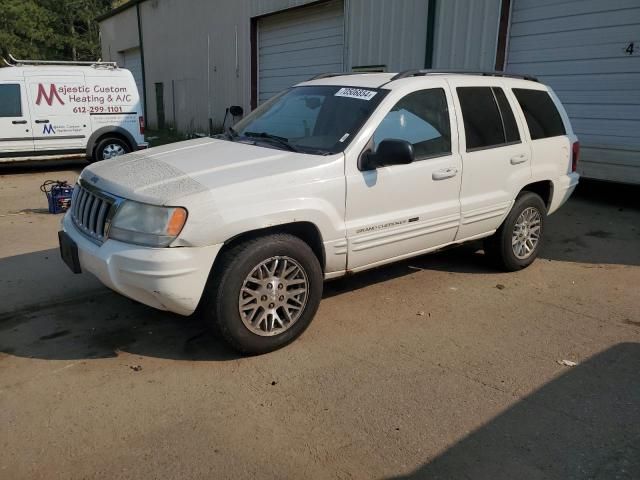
389,69,538,83
6,54,118,68
309,72,365,80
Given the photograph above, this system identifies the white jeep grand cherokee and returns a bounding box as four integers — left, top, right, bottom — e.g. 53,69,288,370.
59,70,580,354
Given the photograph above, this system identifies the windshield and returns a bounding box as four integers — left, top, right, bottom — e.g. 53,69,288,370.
230,86,389,155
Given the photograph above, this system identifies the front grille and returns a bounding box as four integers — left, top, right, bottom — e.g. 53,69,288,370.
70,183,116,243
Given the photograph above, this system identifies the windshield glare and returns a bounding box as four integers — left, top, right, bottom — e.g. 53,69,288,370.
232,86,388,154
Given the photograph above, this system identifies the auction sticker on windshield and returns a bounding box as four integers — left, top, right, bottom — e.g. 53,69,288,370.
335,88,377,101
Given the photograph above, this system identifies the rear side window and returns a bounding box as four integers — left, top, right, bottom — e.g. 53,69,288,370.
493,88,520,143
374,88,451,159
513,88,566,140
0,84,22,117
457,87,520,151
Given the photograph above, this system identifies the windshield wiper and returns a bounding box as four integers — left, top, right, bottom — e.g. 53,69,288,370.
244,131,300,152
224,126,239,141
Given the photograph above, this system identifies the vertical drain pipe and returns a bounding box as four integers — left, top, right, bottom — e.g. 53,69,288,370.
136,2,148,121
424,0,437,68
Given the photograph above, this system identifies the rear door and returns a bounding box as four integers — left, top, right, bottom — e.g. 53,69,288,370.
0,80,33,154
511,87,573,180
448,79,532,240
25,73,91,152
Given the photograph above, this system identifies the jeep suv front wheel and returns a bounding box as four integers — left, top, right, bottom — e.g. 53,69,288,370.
202,233,323,355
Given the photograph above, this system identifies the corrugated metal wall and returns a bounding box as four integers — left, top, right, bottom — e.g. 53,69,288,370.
432,0,501,70
101,0,502,132
506,0,640,184
346,0,429,71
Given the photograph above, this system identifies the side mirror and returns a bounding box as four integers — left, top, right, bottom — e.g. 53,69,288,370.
360,139,415,171
229,105,244,117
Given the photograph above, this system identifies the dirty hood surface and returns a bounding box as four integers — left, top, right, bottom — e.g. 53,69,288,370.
81,137,331,205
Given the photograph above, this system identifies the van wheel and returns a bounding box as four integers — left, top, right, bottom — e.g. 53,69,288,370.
93,136,131,161
484,192,546,271
202,234,323,355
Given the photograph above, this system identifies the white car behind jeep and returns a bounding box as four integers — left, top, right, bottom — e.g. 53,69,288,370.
59,70,580,354
0,56,146,163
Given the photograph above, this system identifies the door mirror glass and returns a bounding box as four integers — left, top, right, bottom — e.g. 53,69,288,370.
360,139,415,170
229,105,244,117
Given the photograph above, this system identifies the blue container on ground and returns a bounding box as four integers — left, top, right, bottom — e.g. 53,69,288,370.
41,180,74,214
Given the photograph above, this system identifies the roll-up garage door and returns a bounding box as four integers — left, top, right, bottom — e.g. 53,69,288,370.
506,0,640,184
121,47,144,114
258,0,345,103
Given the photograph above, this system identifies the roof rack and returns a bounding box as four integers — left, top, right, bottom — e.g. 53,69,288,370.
388,69,538,83
309,72,367,80
5,54,118,68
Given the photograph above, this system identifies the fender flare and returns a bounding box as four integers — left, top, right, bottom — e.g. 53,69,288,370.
86,126,137,159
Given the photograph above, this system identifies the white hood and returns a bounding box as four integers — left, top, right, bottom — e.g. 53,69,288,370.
82,137,338,205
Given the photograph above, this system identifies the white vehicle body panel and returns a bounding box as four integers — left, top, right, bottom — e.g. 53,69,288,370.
0,65,145,162
61,72,579,316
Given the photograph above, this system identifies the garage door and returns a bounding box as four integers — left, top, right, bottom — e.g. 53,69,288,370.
258,0,344,103
506,0,640,184
121,47,144,114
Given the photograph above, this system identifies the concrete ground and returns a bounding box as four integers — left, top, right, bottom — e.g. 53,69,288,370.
0,160,638,479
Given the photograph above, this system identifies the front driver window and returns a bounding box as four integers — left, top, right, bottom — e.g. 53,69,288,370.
373,88,451,159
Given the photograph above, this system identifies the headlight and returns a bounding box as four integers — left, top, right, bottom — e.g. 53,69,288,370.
109,201,187,247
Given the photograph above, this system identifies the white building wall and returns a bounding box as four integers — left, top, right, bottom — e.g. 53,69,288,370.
506,0,640,184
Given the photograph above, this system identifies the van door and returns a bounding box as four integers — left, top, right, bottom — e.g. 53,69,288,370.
448,79,532,240
0,80,34,154
25,73,91,152
345,85,462,270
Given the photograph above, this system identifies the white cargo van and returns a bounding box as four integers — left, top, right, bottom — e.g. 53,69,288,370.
0,57,147,163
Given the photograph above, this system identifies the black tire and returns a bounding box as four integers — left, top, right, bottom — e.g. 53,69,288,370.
93,136,131,162
484,191,547,272
201,233,323,355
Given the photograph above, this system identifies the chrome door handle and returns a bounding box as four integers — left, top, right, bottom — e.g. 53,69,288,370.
510,154,528,165
432,167,459,180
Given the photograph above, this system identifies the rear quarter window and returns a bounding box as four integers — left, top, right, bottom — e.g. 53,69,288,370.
512,88,566,140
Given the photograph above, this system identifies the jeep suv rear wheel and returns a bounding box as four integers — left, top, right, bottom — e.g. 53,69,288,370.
202,233,323,355
484,191,546,271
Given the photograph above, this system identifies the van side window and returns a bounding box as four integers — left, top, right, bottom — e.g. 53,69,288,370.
457,86,520,151
0,84,22,117
374,88,451,160
512,88,566,140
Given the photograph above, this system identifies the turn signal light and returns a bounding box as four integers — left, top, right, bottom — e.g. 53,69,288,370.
167,208,188,236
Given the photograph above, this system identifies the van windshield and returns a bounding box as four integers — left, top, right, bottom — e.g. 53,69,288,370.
230,86,388,155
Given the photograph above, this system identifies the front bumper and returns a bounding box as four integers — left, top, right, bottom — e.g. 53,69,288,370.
62,213,222,316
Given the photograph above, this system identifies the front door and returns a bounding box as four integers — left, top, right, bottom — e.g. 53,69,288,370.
0,80,33,154
25,74,91,152
345,85,462,270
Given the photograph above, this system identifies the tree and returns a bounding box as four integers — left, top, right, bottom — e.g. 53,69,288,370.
0,0,115,64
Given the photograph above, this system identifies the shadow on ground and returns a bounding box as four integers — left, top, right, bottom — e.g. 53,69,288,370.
0,290,240,362
0,180,638,361
388,342,640,480
0,158,87,175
